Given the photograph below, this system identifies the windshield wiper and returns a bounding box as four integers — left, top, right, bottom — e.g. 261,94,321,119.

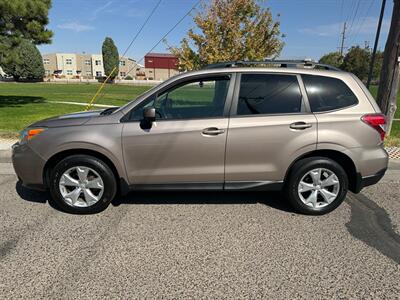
100,107,119,116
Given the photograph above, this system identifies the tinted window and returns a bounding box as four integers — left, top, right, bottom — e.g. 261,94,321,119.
237,74,302,115
302,75,358,112
130,76,230,120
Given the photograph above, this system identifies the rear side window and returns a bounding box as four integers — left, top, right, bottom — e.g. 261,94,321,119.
237,74,302,115
302,75,358,112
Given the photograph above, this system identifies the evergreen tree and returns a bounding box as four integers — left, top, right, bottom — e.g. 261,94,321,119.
5,39,45,80
0,0,53,71
102,37,119,81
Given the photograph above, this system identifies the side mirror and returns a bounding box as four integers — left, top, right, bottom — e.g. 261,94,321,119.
141,107,156,130
143,107,156,122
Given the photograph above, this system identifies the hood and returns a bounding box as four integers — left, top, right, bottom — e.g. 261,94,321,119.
30,109,104,128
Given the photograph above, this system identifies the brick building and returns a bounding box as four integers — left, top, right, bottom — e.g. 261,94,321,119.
144,53,179,81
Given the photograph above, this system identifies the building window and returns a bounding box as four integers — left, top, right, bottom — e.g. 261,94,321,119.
86,71,92,76
96,71,102,77
66,70,73,75
95,60,101,66
45,70,51,76
85,60,91,65
120,72,126,77
66,58,72,65
119,60,126,66
43,58,50,65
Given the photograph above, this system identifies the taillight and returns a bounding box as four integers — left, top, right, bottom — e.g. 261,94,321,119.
361,113,386,141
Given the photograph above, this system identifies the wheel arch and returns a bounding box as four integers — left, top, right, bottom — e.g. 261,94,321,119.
284,149,358,193
43,149,129,195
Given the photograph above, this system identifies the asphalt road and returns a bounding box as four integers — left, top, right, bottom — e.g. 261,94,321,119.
1,157,399,299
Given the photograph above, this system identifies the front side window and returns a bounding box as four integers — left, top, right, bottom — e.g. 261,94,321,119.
95,60,101,66
237,74,302,115
302,75,358,112
85,60,91,65
130,76,230,121
66,58,72,65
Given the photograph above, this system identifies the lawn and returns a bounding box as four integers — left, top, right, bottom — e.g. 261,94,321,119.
0,83,152,137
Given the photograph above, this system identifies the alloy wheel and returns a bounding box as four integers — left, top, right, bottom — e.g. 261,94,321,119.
59,166,104,207
297,168,340,209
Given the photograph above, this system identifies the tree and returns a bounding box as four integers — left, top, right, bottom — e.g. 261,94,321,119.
341,46,370,81
169,0,284,71
318,52,343,68
102,37,119,81
372,51,383,83
377,0,399,135
0,0,53,69
3,39,45,80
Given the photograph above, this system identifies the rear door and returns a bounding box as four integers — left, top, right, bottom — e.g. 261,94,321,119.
225,73,317,185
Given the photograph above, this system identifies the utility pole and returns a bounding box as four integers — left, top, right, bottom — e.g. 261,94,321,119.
377,0,400,136
367,0,387,88
339,22,347,57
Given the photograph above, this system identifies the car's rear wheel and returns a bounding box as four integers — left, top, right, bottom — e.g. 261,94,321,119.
49,155,117,214
285,157,348,215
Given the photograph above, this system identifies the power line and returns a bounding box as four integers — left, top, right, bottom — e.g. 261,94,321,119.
85,0,163,110
347,0,376,47
347,0,361,37
120,0,162,58
122,0,201,79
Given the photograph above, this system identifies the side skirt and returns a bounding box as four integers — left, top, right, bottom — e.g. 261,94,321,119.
128,181,284,192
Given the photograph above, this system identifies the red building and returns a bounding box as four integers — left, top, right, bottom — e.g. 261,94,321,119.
144,53,179,81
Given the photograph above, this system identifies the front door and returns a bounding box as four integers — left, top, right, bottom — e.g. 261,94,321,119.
122,74,234,186
225,73,317,184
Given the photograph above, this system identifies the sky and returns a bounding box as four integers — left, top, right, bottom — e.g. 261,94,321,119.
39,0,394,62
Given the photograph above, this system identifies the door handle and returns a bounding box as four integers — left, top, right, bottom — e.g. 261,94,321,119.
290,122,312,130
202,127,225,135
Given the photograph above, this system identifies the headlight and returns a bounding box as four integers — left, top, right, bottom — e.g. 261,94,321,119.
19,128,46,143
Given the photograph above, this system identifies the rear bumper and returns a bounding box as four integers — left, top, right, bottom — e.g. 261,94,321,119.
353,168,387,194
12,142,46,190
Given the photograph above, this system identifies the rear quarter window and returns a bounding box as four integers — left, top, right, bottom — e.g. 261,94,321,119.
302,75,358,112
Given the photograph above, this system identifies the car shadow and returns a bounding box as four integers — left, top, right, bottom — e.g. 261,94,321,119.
0,95,45,108
113,190,294,213
16,181,294,213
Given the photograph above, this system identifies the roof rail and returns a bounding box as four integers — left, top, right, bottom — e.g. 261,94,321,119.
203,60,341,71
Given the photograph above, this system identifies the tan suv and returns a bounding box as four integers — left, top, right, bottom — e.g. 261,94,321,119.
12,61,388,214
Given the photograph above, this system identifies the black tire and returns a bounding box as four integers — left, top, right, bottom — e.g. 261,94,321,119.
49,155,117,214
285,157,348,215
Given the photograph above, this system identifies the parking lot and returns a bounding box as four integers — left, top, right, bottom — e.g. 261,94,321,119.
1,156,399,298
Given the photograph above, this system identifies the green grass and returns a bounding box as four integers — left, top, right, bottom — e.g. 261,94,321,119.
0,82,151,106
0,83,152,137
369,85,400,143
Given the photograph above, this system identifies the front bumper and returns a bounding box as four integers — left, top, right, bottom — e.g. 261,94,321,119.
12,142,46,190
353,168,387,194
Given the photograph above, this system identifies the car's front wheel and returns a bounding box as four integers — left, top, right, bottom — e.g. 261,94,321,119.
49,155,117,214
285,157,348,215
